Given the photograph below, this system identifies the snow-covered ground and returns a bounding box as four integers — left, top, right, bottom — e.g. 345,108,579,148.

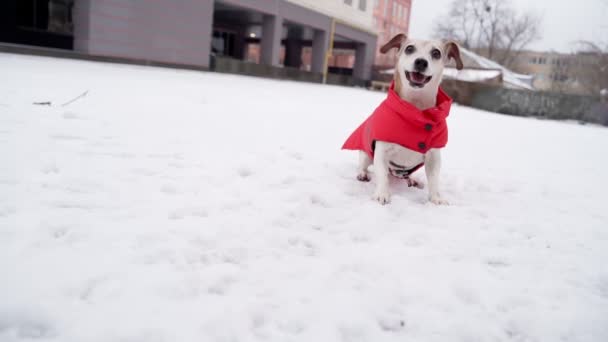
1,53,607,342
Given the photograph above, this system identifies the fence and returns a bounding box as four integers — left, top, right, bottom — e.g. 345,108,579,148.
441,80,607,126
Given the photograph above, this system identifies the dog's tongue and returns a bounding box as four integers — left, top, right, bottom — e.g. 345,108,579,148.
411,72,426,83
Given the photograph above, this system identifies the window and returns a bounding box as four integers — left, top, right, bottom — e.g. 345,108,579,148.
344,0,353,5
359,0,367,11
212,30,237,57
17,0,74,35
551,73,568,82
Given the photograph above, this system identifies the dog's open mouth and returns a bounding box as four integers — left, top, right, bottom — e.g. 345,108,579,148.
405,71,432,88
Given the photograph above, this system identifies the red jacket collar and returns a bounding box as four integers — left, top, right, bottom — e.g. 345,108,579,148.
385,81,453,123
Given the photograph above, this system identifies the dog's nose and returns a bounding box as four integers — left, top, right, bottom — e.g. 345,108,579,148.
414,58,428,72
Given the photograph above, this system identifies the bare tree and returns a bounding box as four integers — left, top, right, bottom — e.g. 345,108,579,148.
434,0,542,68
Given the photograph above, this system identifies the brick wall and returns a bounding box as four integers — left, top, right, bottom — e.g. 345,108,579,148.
373,0,411,67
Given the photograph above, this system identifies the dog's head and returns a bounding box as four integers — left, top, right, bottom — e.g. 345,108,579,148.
380,34,463,92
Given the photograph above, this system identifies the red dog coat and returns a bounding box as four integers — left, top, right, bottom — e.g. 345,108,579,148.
342,82,452,162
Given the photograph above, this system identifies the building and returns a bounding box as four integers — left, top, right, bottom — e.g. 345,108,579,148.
0,0,378,82
240,0,377,76
510,51,574,92
300,0,413,75
372,0,412,68
510,50,605,95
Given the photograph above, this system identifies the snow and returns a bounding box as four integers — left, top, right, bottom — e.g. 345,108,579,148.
458,48,535,90
1,53,608,342
442,67,501,83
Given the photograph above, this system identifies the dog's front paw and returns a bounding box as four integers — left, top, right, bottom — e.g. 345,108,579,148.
373,191,391,205
357,173,371,182
406,177,424,189
429,195,449,205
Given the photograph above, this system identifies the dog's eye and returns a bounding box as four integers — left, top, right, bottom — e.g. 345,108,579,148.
405,45,415,54
431,49,442,59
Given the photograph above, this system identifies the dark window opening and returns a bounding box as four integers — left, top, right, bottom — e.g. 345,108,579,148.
212,30,237,57
17,0,74,35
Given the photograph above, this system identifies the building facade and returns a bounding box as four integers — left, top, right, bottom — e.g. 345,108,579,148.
0,0,378,81
241,0,376,74
510,50,605,95
372,0,412,67
510,51,572,92
289,0,374,31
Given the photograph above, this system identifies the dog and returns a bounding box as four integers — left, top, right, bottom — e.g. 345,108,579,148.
342,34,463,205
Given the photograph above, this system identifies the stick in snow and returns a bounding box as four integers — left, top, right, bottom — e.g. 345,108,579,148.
61,90,89,107
33,101,52,106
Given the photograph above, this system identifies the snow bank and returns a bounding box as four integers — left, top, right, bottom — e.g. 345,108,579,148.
459,48,535,90
442,67,502,83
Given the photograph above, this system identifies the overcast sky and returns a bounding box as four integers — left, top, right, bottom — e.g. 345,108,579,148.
409,0,608,52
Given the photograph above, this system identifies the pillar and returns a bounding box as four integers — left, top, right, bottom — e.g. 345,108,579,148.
72,0,92,53
284,27,303,68
311,29,328,74
261,14,282,66
353,42,375,80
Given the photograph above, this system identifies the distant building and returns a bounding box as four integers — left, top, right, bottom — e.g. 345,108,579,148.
510,50,604,95
0,0,378,81
372,0,412,68
510,51,573,92
312,0,412,74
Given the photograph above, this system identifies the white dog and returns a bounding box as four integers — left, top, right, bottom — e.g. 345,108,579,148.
342,34,463,205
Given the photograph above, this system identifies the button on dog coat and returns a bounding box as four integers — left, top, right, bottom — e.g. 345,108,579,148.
342,82,452,160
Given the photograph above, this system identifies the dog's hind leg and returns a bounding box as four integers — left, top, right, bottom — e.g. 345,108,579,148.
357,151,372,182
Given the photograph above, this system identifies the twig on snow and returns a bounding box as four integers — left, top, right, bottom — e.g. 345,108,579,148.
33,101,52,106
61,90,89,107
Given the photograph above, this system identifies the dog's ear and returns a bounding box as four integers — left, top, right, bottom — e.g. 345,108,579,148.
380,34,407,54
445,41,464,70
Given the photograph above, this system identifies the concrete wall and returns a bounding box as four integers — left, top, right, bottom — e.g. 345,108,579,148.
73,0,214,67
213,55,367,87
470,87,607,125
441,79,501,106
214,55,322,83
285,0,374,32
